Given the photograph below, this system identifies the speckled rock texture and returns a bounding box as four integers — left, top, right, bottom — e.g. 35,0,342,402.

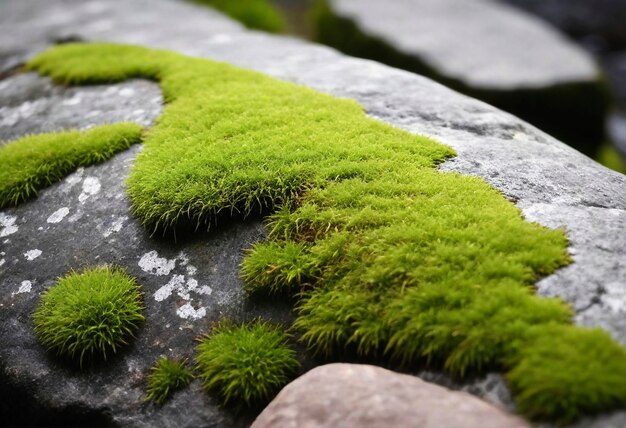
252,364,531,428
0,0,625,427
316,0,609,155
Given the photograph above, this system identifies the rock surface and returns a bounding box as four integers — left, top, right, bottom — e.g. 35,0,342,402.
252,364,530,428
0,0,625,426
316,0,608,155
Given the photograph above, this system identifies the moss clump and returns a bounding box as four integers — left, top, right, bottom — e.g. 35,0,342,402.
507,325,626,424
146,357,194,404
27,43,626,422
0,123,143,208
32,266,144,367
193,0,285,33
195,321,299,407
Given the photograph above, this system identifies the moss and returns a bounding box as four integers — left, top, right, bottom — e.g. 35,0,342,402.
145,357,194,404
192,0,285,33
27,43,626,422
195,320,299,407
311,0,610,157
32,266,144,367
0,123,143,208
507,325,626,424
597,143,626,174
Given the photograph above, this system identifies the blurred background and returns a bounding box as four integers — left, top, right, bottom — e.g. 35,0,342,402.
193,0,626,173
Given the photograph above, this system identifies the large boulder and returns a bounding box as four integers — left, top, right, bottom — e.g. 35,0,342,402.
314,0,609,156
0,0,625,426
252,364,530,428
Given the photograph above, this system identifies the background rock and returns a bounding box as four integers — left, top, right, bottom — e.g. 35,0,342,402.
0,0,625,426
315,0,609,156
252,364,530,428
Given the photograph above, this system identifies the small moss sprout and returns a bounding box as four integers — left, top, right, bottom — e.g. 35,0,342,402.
146,356,194,404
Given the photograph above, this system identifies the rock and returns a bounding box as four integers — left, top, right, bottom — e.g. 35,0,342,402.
0,0,625,426
499,0,626,49
252,363,530,428
315,0,609,155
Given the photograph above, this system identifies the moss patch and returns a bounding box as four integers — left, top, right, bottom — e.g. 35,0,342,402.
32,266,144,367
27,43,626,422
192,0,285,33
146,357,194,404
0,123,143,208
196,321,299,407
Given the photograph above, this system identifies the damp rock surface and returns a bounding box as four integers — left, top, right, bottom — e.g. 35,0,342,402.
0,0,625,427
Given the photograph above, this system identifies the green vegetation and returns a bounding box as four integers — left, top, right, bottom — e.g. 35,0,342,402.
196,321,299,407
32,266,144,367
146,357,194,404
193,0,285,33
0,123,143,208
597,143,626,174
28,43,626,422
507,325,626,424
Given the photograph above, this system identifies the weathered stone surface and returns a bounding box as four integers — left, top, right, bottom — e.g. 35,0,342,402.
317,0,608,155
252,364,530,428
0,0,625,426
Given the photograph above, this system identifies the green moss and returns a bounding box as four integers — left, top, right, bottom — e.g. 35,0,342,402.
32,266,144,367
27,43,626,422
0,123,143,208
146,357,194,404
192,0,285,33
195,321,299,407
597,143,626,174
507,325,626,424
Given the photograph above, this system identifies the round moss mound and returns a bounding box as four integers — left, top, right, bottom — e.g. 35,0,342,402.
196,320,300,407
32,265,144,366
146,356,194,404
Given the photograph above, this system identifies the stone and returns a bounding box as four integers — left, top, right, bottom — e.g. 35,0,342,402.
499,0,626,49
0,0,625,426
315,0,609,155
252,364,530,428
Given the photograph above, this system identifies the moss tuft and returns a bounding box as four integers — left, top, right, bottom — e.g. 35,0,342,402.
32,265,144,367
195,320,300,407
193,0,285,33
507,325,626,425
0,123,143,208
146,356,194,404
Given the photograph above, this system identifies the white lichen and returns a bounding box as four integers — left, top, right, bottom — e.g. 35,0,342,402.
46,207,70,224
138,250,177,276
78,176,101,202
0,213,18,237
24,249,42,261
12,280,32,296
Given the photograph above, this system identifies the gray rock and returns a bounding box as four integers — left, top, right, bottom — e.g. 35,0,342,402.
499,0,626,49
0,0,625,426
252,363,530,428
316,0,609,155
